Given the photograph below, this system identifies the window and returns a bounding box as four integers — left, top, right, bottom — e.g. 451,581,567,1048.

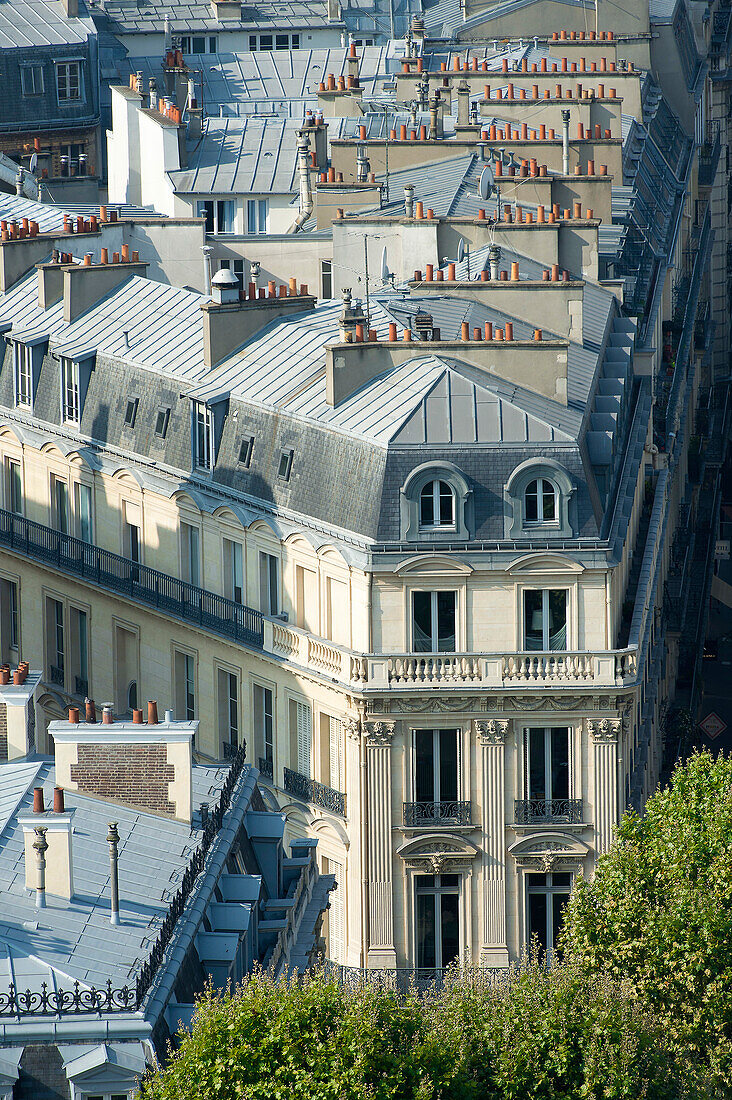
416,874,460,971
71,607,88,696
60,143,87,177
295,564,317,631
61,358,80,423
220,259,245,286
123,500,142,565
238,436,254,466
52,476,69,535
114,623,139,715
13,343,32,407
419,480,455,530
524,478,557,524
48,598,64,685
124,397,139,428
254,683,274,767
259,552,279,615
411,591,456,652
249,32,299,50
223,538,244,603
275,34,290,49
175,651,196,720
277,449,293,481
181,34,208,53
321,259,332,299
259,34,273,50
56,61,82,102
181,522,200,586
155,406,171,439
246,199,269,234
197,200,235,234
218,668,239,751
523,589,567,651
20,65,44,96
323,855,345,961
1,578,19,655
5,460,22,515
291,33,300,48
193,402,214,470
75,482,92,543
414,729,459,804
325,576,348,645
526,872,571,964
526,727,569,805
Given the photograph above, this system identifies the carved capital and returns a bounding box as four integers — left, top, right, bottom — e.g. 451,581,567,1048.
475,719,510,746
365,720,396,747
344,717,361,742
587,717,621,743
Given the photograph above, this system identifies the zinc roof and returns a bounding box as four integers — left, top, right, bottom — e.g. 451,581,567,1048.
0,759,233,989
0,0,94,48
169,116,302,195
103,0,337,34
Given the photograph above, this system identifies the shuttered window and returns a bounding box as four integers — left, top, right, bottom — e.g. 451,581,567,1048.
296,701,311,777
329,716,343,791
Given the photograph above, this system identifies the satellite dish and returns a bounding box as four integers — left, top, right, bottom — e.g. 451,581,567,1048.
380,245,390,283
457,238,465,263
478,163,494,201
29,153,37,174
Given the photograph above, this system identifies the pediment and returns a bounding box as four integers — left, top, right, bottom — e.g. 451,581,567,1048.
508,831,589,872
397,834,480,861
505,553,584,576
394,555,473,578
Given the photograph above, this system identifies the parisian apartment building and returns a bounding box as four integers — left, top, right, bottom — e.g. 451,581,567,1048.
0,4,727,1083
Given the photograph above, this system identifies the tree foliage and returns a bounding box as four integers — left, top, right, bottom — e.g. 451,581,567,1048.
564,750,732,1088
141,961,697,1100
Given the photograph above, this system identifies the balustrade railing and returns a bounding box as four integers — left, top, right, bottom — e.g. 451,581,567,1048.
0,507,263,650
283,767,346,816
514,798,584,825
326,963,510,995
403,801,472,827
258,756,274,780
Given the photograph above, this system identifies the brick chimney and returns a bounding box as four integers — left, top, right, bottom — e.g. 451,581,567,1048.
0,667,41,760
201,273,316,368
49,704,196,823
20,786,75,901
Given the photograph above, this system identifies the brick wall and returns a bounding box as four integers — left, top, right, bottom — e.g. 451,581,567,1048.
70,743,175,816
0,702,7,762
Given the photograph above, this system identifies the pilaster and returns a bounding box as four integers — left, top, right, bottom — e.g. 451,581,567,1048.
364,720,396,968
476,719,510,968
588,717,621,858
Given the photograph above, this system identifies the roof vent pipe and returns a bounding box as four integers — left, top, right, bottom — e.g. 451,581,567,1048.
561,109,570,175
107,822,120,926
428,94,439,140
404,184,415,218
33,826,48,909
489,244,501,281
291,132,313,234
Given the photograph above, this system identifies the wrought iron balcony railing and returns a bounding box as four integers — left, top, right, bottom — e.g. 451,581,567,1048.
74,675,88,697
514,798,583,825
0,507,263,650
326,963,509,995
283,767,346,817
258,756,274,780
49,664,64,686
403,801,472,827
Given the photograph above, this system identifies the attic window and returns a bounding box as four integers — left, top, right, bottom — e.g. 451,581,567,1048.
277,449,293,481
154,406,171,439
124,397,139,428
238,436,254,467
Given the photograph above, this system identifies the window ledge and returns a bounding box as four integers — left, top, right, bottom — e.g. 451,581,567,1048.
509,822,591,833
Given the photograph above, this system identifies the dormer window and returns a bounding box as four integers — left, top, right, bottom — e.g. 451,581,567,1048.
61,357,80,424
524,478,558,525
13,343,32,408
193,401,214,470
420,480,455,530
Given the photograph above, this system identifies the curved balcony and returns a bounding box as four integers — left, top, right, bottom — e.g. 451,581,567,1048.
403,801,472,827
514,798,584,825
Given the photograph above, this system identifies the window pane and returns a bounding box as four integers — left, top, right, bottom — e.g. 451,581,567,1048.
525,479,538,521
440,893,460,968
77,483,92,542
548,590,567,651
542,479,557,521
529,728,546,800
550,728,569,801
552,891,569,959
415,730,434,802
528,891,548,954
436,592,455,651
247,199,256,233
416,892,436,969
412,591,432,651
439,729,458,802
524,590,543,650
438,482,454,525
419,484,434,527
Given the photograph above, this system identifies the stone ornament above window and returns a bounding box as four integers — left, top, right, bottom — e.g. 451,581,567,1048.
400,461,472,542
504,458,576,539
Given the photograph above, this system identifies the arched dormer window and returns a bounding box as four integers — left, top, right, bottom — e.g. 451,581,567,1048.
420,479,456,530
524,478,558,525
504,460,575,539
401,463,472,542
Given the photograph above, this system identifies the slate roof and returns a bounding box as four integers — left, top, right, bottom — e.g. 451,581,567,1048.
0,758,233,990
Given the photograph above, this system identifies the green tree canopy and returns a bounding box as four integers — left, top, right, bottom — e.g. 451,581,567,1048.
564,750,732,1088
141,962,696,1100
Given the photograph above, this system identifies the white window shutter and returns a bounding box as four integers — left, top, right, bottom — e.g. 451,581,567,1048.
329,717,343,792
328,859,345,963
296,701,311,777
